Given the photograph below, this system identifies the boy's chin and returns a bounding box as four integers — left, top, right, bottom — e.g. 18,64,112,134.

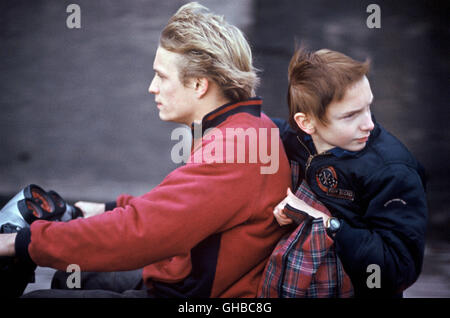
345,142,368,152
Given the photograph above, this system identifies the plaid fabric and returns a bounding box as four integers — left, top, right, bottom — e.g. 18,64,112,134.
258,162,353,298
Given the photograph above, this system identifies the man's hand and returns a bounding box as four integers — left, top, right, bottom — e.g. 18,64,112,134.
0,233,17,257
74,201,105,218
273,188,330,226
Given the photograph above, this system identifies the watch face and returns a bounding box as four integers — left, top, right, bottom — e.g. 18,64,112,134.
330,218,340,231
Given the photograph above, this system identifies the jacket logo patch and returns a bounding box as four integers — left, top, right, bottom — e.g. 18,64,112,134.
316,166,355,201
316,166,338,192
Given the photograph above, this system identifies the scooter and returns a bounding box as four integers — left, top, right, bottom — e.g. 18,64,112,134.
0,184,82,297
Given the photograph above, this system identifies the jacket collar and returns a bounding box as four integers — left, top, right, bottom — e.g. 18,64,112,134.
191,97,262,136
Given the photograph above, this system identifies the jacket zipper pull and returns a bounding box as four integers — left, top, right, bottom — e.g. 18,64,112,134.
305,155,314,174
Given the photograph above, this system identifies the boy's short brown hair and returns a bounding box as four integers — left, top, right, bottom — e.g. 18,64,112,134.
287,47,370,130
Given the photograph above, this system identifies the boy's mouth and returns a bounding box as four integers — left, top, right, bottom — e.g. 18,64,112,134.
356,135,369,143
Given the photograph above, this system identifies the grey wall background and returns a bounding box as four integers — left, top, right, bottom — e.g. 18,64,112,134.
1,0,449,296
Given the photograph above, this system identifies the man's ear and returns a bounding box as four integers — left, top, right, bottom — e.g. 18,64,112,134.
193,77,209,99
293,112,316,135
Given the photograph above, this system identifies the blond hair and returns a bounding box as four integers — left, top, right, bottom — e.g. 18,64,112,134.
160,2,259,102
288,47,370,129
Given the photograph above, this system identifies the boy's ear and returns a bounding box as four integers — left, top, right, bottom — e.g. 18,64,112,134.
193,77,209,99
293,112,316,135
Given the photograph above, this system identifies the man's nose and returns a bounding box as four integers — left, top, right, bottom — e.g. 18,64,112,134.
149,77,158,95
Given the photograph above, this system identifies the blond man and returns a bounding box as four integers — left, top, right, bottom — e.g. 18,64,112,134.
0,3,290,297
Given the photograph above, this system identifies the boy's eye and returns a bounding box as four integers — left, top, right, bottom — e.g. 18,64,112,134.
343,113,356,119
341,104,372,120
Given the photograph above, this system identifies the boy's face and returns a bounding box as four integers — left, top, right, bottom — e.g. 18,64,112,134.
310,76,375,154
149,47,198,125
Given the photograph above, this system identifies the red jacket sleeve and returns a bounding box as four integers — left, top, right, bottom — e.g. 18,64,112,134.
28,160,264,272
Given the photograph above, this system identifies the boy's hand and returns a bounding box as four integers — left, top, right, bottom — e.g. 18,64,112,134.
74,201,105,218
274,188,330,226
273,195,293,226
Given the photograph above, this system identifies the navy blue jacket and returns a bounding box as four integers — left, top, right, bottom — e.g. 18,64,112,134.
274,117,428,297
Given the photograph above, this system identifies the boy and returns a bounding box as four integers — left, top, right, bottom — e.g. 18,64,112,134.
273,47,427,297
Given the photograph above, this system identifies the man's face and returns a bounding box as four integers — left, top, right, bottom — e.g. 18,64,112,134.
311,76,375,154
149,47,197,125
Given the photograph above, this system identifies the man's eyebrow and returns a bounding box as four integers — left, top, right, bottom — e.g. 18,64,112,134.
153,67,165,76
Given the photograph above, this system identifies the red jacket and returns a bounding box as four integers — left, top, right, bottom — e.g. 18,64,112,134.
20,98,291,297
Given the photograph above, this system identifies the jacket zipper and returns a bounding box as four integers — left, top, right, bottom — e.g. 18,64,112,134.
296,136,331,177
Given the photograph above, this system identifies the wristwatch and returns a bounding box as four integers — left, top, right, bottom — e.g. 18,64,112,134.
325,217,341,237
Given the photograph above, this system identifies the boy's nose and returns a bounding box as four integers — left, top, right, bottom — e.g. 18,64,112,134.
361,112,375,132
